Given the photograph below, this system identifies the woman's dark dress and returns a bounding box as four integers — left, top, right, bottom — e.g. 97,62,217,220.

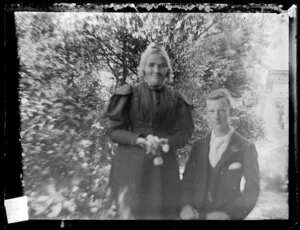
105,82,194,219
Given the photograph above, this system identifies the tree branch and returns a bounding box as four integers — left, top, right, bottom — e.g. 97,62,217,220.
106,60,119,80
198,20,218,38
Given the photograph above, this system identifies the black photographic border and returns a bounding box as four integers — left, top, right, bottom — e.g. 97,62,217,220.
4,1,299,229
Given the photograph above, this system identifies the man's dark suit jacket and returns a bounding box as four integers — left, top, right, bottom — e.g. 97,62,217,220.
181,130,260,220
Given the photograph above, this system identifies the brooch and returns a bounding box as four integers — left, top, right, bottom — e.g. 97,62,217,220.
230,145,239,153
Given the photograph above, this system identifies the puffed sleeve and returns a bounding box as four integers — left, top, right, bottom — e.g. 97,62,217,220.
166,91,194,150
104,85,140,146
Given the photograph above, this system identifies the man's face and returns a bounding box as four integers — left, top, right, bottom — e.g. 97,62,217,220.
206,97,231,132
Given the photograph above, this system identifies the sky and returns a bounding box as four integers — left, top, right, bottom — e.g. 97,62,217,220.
265,19,289,71
258,13,289,85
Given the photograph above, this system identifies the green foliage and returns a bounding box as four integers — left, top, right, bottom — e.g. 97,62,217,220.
231,106,266,142
14,12,279,219
17,12,115,219
20,73,113,218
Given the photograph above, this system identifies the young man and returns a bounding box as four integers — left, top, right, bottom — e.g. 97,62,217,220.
180,89,260,220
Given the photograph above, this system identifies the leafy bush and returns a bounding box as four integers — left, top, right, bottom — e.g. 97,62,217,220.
231,105,266,142
20,73,114,218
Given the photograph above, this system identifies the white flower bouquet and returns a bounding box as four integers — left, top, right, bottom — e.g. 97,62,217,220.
137,134,170,166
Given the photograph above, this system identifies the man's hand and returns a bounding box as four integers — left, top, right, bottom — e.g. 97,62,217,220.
180,205,199,220
206,211,230,220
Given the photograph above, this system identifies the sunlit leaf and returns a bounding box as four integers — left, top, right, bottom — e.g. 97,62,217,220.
35,195,49,203
47,202,62,218
48,124,54,130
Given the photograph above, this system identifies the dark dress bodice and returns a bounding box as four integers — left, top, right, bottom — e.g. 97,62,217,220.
129,82,180,137
105,81,194,219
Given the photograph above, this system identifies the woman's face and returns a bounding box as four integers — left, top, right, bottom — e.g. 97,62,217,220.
143,53,168,86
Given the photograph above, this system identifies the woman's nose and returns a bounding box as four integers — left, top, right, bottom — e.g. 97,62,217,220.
153,65,160,72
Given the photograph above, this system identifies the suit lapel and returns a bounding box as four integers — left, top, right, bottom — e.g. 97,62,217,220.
199,133,210,177
194,133,211,207
209,131,240,197
214,131,240,171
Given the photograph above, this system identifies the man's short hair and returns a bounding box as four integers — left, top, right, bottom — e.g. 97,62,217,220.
206,89,232,107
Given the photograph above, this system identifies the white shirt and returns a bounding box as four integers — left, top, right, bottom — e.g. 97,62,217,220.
209,127,234,168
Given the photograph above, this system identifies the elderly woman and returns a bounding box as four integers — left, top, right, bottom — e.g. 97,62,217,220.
105,43,194,219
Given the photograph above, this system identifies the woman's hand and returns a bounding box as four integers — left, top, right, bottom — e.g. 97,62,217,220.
159,138,169,153
136,137,147,148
